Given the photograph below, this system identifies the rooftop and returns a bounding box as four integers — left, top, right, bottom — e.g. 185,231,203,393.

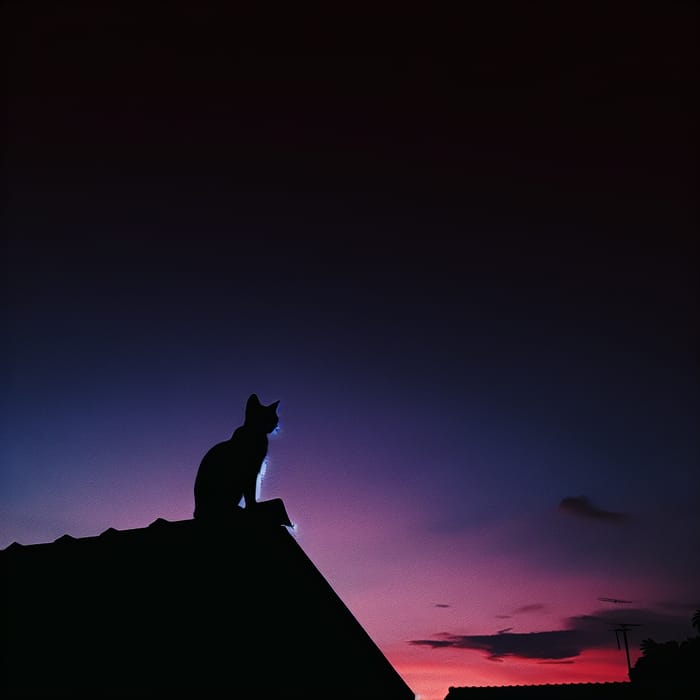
2,500,414,699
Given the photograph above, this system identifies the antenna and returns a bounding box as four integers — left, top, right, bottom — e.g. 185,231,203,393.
595,595,641,677
608,622,642,677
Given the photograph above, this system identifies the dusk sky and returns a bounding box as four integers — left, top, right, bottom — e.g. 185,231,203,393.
4,4,698,699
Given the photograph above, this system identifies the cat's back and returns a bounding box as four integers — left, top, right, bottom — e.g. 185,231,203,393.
194,439,237,489
200,437,236,464
198,427,264,467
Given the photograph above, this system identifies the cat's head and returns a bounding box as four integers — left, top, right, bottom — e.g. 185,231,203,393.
244,394,280,434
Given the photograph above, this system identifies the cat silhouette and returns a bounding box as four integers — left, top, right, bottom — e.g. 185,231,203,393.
194,394,280,520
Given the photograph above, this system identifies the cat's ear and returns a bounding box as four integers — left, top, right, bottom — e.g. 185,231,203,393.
247,394,261,409
270,400,280,411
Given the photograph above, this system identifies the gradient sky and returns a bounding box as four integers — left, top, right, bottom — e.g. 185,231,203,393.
4,5,698,700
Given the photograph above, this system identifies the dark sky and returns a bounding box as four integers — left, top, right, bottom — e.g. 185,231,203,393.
4,3,698,697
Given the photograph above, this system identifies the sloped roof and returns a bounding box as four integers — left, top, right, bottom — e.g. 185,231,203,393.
445,682,634,699
1,500,414,699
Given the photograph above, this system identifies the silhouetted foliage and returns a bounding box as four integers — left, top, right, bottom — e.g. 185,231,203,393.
629,609,700,698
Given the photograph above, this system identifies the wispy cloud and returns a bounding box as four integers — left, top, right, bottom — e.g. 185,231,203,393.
494,603,545,619
558,496,628,523
513,603,546,615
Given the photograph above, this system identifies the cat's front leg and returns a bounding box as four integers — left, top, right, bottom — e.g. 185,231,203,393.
243,480,257,508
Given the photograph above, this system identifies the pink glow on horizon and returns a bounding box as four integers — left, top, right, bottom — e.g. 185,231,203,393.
387,646,629,700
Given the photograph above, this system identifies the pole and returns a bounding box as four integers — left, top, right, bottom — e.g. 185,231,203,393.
622,628,632,677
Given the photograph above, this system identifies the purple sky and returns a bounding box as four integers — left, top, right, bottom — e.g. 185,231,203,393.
4,4,698,699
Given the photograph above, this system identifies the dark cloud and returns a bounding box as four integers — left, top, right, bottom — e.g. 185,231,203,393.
559,496,628,523
411,638,455,649
412,607,694,662
567,607,697,644
434,603,451,608
411,630,589,661
513,603,546,614
653,600,700,614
